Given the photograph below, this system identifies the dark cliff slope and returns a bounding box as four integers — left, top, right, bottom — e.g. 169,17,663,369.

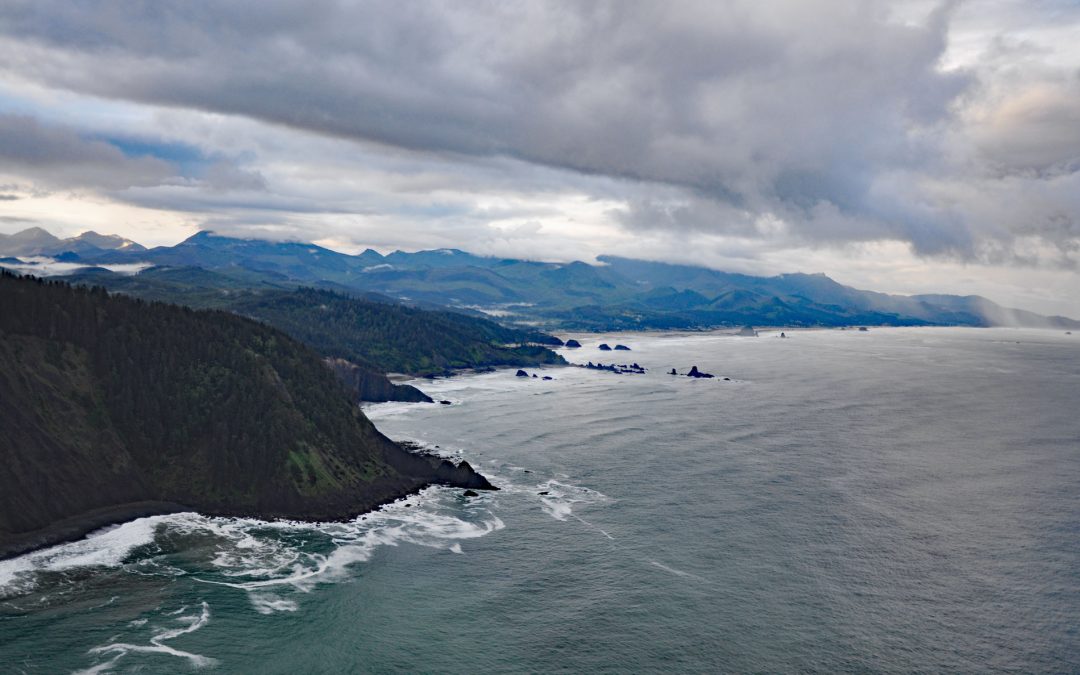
0,272,492,559
325,358,432,404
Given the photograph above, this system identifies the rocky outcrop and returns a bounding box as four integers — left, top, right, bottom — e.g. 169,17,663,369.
687,365,715,379
598,343,612,351
516,369,530,377
564,339,582,348
325,357,432,403
614,344,631,351
585,361,645,375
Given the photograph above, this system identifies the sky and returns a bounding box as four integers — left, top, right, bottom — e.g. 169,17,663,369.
0,1,1078,317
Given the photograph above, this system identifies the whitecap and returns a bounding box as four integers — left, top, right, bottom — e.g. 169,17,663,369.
530,480,611,522
248,592,300,615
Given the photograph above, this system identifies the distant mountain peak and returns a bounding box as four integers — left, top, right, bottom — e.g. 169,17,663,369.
0,226,144,257
72,230,146,252
9,226,59,240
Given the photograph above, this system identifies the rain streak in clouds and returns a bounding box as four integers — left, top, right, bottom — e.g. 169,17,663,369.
0,0,1078,314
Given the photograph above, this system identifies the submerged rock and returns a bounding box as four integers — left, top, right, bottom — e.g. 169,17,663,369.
738,326,758,337
463,489,479,497
542,376,553,380
614,344,631,351
439,400,452,405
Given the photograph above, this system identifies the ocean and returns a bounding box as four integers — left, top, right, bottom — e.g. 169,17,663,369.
1,327,1078,673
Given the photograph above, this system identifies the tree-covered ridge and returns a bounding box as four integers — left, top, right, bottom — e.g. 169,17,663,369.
0,272,490,557
54,266,566,377
228,287,566,376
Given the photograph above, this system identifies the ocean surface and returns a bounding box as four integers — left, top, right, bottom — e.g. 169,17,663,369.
2,327,1079,673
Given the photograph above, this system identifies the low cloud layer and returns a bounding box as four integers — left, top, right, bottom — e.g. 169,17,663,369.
0,1,1078,313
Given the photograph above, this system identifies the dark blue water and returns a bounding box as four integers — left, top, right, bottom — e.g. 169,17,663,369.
2,327,1078,673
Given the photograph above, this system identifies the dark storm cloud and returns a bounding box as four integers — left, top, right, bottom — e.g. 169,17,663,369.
0,0,1077,262
0,114,178,189
0,114,265,192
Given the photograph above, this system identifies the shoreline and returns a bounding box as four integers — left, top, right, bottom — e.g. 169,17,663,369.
0,444,494,564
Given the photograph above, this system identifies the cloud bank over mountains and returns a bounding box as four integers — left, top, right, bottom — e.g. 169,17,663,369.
0,1,1077,314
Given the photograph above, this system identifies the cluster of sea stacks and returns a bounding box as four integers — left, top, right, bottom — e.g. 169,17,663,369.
585,361,646,374
516,369,554,380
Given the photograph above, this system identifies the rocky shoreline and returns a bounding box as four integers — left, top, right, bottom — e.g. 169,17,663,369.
0,442,494,562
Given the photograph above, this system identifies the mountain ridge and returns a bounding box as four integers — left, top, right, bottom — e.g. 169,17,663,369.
3,227,1076,330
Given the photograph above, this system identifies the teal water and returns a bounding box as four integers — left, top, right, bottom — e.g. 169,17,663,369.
2,327,1079,673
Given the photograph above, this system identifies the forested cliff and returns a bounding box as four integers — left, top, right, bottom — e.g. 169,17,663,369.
0,272,492,558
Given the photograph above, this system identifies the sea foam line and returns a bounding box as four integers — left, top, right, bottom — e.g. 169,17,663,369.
75,601,218,674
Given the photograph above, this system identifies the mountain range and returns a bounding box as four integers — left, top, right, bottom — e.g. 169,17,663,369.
2,227,1077,330
0,226,144,258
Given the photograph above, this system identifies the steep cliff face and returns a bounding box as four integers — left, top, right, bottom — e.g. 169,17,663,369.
325,358,432,403
0,273,492,559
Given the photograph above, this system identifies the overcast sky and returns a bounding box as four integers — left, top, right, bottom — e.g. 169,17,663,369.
0,1,1078,316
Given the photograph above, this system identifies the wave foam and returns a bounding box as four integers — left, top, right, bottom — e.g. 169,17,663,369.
76,601,217,674
0,515,169,598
